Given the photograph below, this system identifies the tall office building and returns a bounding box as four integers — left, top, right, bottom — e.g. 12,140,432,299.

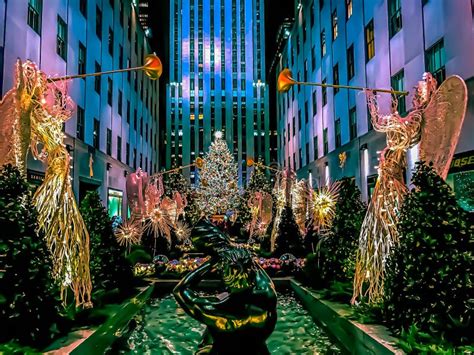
274,0,474,211
166,0,271,186
0,0,160,217
137,0,152,36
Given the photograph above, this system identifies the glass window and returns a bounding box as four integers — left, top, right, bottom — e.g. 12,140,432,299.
320,29,326,56
96,6,102,38
118,90,122,116
108,189,123,218
108,28,114,55
56,16,67,60
323,128,328,154
365,20,375,62
313,136,318,160
106,128,112,155
126,142,130,165
391,69,406,114
93,118,100,149
78,42,86,75
425,39,445,84
335,119,341,148
79,0,87,18
322,78,327,106
76,105,85,140
94,61,101,93
388,0,402,38
333,64,339,94
117,136,122,162
347,44,355,80
346,0,353,20
332,10,338,40
349,106,357,140
312,91,317,115
28,0,42,34
107,78,113,106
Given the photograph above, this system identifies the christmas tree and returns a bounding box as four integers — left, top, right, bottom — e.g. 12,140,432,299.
195,133,239,216
80,191,133,295
164,165,191,199
274,206,304,257
315,178,366,286
0,165,60,346
383,162,473,344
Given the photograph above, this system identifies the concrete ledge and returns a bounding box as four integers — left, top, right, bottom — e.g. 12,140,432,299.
290,279,404,355
70,285,154,355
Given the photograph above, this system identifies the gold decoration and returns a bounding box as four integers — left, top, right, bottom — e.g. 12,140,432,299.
277,69,296,93
352,73,467,304
309,183,340,235
292,180,311,235
115,218,143,249
3,60,93,307
195,157,204,169
277,68,409,95
339,152,347,168
174,220,192,243
418,75,468,179
246,158,255,167
142,54,163,80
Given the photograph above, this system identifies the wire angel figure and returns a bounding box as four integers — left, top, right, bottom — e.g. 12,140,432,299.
352,73,467,304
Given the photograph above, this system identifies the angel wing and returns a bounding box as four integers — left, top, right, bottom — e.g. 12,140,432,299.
419,75,468,179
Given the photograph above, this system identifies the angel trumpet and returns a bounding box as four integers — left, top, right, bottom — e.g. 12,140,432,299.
277,68,408,96
48,54,163,82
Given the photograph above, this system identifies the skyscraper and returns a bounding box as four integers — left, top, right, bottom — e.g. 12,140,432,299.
166,0,270,186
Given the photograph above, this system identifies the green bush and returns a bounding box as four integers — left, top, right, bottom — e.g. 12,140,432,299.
0,165,61,347
80,191,133,295
274,206,304,257
383,162,473,344
316,178,365,285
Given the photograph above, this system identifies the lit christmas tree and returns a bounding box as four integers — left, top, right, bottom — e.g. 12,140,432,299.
196,132,239,216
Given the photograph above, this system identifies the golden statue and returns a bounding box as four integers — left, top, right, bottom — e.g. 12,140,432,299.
352,73,468,303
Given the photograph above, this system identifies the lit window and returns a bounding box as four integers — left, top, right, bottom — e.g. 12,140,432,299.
321,29,326,56
346,0,353,20
332,10,338,40
365,20,375,62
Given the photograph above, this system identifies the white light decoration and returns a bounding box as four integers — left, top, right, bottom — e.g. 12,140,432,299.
214,130,223,139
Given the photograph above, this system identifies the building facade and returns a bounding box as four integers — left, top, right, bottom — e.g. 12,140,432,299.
275,0,474,211
0,0,160,217
166,0,271,186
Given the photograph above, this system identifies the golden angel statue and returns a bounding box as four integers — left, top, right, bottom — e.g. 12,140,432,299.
352,73,467,304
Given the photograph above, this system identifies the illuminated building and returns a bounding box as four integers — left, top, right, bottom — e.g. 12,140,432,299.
166,0,271,185
274,0,474,210
0,0,160,217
